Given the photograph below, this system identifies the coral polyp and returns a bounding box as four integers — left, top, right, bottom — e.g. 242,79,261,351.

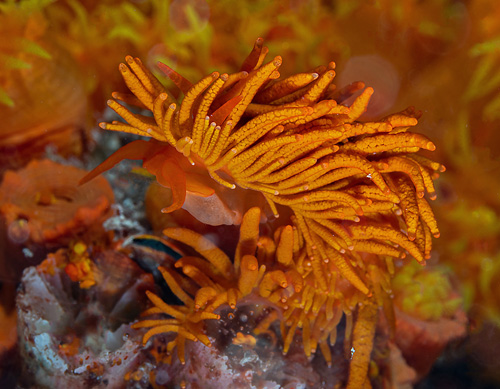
82,39,443,386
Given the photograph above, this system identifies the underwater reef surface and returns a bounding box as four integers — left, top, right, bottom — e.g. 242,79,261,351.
1,0,500,387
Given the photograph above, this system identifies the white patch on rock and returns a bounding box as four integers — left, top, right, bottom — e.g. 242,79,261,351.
33,333,68,372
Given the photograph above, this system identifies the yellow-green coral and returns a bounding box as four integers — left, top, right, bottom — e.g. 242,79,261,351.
392,261,461,321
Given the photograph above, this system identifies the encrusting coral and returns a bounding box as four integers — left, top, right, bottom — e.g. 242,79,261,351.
0,159,115,291
82,39,443,386
392,261,461,322
1,159,114,246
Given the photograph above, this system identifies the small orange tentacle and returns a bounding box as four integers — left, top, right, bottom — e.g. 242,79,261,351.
210,95,243,126
79,140,161,186
240,37,265,72
157,62,193,95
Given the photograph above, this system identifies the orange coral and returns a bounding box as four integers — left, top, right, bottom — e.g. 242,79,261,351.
83,39,441,288
126,208,392,387
347,297,378,388
0,159,114,245
131,208,425,386
63,242,98,289
85,39,442,385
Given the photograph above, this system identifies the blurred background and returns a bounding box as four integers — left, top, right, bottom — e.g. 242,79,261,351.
1,0,499,387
